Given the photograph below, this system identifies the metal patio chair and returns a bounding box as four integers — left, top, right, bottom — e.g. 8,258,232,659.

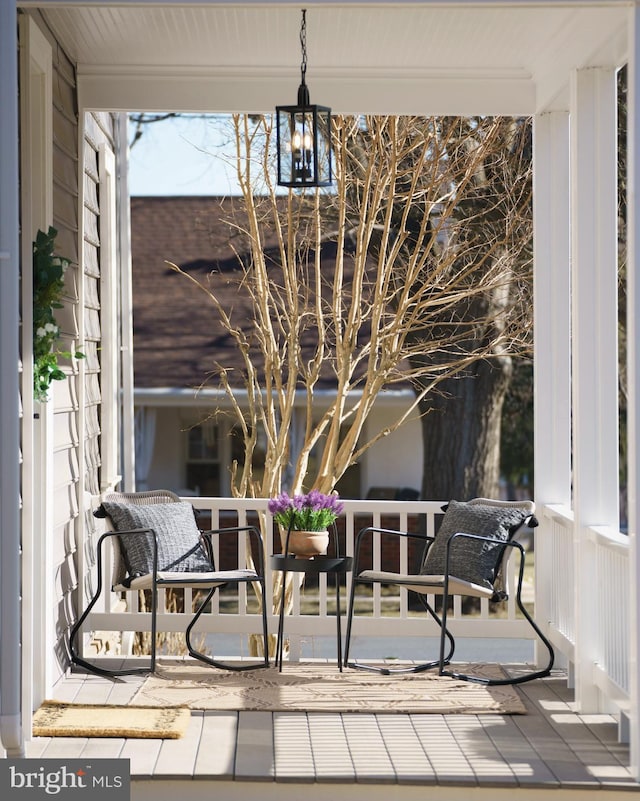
344,497,554,685
69,489,269,677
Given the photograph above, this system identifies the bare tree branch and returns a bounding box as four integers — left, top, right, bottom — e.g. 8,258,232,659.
171,113,532,655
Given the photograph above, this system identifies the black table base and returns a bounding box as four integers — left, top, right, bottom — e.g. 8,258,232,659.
270,554,353,671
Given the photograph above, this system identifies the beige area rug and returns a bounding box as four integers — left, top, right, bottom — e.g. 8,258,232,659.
133,661,527,714
32,700,191,739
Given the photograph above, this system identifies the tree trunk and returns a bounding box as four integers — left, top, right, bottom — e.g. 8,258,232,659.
417,355,513,501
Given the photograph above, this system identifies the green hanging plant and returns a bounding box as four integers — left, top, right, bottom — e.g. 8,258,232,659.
33,226,84,401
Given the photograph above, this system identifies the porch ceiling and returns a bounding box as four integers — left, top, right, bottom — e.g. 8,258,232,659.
29,1,629,115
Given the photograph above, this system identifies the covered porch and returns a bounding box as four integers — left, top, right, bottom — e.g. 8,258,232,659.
62,495,634,799
1,0,639,787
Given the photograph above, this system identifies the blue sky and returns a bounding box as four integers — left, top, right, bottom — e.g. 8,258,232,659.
128,114,241,196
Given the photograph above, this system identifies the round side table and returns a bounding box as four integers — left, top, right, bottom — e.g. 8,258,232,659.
270,553,353,671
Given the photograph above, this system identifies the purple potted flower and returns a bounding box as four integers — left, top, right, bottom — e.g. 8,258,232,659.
268,490,344,557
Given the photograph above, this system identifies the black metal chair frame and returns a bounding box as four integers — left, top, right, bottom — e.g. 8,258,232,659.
344,524,555,685
437,531,555,685
69,523,270,677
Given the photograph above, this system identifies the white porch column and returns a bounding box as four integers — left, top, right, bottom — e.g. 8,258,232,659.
570,67,620,712
627,3,640,778
533,111,572,506
532,110,572,663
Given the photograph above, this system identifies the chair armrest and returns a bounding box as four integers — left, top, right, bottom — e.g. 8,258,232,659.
354,526,434,573
96,528,159,589
200,525,265,573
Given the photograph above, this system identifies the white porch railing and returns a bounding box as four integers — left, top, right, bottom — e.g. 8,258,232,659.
540,502,630,719
83,497,540,656
80,495,634,722
592,526,630,702
542,504,577,656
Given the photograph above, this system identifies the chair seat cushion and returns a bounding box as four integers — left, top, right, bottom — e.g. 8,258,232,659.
420,499,531,591
101,500,213,581
356,569,494,599
115,568,259,591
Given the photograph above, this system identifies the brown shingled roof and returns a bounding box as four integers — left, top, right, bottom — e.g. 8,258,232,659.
130,195,371,391
131,196,243,389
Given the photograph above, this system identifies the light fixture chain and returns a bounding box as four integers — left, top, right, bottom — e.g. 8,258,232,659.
300,8,307,84
276,6,332,187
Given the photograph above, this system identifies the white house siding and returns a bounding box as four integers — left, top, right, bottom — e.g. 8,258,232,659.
44,20,82,685
82,112,116,498
78,111,120,655
22,11,120,682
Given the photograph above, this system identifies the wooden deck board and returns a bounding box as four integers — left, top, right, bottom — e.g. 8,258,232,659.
23,661,637,794
341,713,397,783
409,714,477,785
194,711,237,779
376,714,436,783
78,737,127,758
152,713,203,779
511,710,601,786
119,736,163,779
476,714,561,787
307,713,356,781
444,714,516,784
273,712,316,782
235,711,275,779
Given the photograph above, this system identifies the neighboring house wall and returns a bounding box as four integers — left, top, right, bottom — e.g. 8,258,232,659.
140,406,186,491
364,405,423,496
136,399,423,499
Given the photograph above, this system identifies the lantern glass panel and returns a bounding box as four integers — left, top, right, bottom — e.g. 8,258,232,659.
276,105,332,188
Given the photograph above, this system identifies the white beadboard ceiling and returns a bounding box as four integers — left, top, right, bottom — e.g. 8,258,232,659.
27,1,629,114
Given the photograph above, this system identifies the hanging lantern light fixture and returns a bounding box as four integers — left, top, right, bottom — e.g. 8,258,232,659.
276,8,332,188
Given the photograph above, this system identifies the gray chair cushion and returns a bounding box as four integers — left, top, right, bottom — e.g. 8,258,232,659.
420,499,530,591
101,500,213,581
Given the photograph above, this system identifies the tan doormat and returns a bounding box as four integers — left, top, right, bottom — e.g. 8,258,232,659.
133,661,527,714
32,700,191,738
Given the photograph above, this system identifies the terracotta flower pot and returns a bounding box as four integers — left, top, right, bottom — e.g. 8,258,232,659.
280,528,330,558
